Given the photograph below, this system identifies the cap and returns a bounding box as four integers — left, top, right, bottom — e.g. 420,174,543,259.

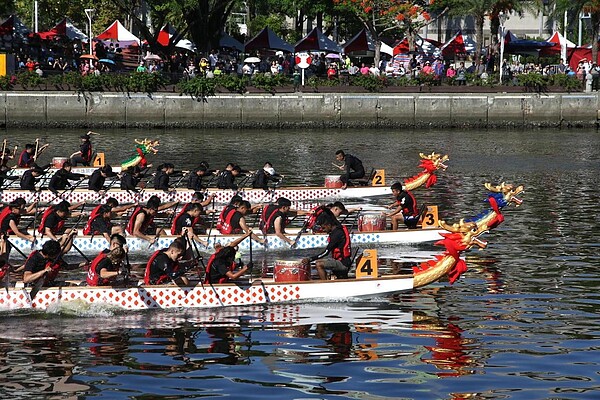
264,167,276,175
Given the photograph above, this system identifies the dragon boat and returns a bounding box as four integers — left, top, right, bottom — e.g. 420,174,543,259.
0,152,449,204
6,222,445,256
0,220,487,311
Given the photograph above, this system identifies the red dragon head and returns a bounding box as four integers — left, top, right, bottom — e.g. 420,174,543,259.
418,152,449,173
413,220,488,286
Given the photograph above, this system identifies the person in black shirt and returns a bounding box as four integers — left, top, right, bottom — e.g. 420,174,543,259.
302,216,352,280
70,133,93,166
48,161,86,193
252,162,282,190
23,240,64,287
334,150,365,189
187,162,216,191
153,163,174,191
120,166,144,191
385,182,420,229
88,165,117,192
1,199,36,243
145,239,188,285
20,165,46,191
217,164,242,190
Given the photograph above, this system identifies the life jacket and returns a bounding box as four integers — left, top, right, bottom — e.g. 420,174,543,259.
401,191,418,217
331,225,351,262
38,207,64,235
18,150,31,167
86,252,111,286
0,263,8,280
259,204,278,234
216,206,237,234
0,207,17,234
83,204,102,235
203,252,234,284
26,251,61,286
82,142,93,163
306,205,327,231
144,250,178,285
126,206,154,235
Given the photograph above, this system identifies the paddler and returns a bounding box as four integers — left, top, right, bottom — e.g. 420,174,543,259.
88,164,117,192
86,246,127,286
0,198,37,244
302,215,352,280
70,132,94,167
38,200,80,253
126,196,177,245
23,240,64,287
260,197,305,247
17,143,36,168
216,164,242,190
120,165,146,192
217,200,266,245
20,165,47,192
384,182,419,229
144,239,188,285
252,162,283,190
171,203,208,246
334,150,365,189
204,230,253,284
47,160,87,193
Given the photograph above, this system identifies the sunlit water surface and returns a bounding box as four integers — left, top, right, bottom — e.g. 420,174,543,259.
0,127,598,399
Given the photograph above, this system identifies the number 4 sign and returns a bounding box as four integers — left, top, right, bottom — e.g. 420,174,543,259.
356,249,378,279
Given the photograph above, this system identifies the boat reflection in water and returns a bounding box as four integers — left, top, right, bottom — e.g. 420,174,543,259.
0,301,482,398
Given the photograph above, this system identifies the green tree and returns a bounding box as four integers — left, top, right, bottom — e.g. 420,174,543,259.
553,0,600,64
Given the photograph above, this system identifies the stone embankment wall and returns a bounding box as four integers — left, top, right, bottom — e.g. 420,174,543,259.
0,91,598,128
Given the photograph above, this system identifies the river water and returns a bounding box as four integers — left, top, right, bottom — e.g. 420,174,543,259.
0,127,599,399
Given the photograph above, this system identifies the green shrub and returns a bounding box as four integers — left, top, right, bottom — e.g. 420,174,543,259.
349,74,387,92
177,76,216,99
126,72,168,94
214,74,248,93
0,75,14,90
550,74,582,92
15,71,44,88
517,73,547,92
250,73,289,93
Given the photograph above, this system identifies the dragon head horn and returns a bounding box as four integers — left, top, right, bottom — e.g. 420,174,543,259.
484,182,502,193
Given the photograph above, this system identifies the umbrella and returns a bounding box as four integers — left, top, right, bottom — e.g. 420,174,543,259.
144,53,162,61
244,56,261,63
80,54,98,60
325,53,341,59
98,58,115,65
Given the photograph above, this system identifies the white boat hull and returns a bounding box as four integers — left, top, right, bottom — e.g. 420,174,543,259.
0,274,417,311
7,227,445,256
0,185,391,205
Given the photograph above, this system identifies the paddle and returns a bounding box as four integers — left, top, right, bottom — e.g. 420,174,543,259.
48,176,87,203
290,217,310,249
248,230,253,280
30,196,40,250
205,197,216,249
4,235,28,259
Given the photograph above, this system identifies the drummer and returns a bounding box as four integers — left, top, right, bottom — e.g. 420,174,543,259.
71,133,94,167
384,182,420,229
333,150,365,189
302,215,352,280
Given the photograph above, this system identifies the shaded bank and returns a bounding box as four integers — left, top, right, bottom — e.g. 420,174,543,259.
0,91,598,129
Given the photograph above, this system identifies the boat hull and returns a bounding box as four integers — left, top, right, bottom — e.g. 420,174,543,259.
7,227,445,255
0,185,391,205
0,275,416,311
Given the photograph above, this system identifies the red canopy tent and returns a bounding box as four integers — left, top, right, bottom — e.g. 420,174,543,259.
96,20,140,45
392,36,440,56
439,31,467,58
33,18,87,41
343,29,393,56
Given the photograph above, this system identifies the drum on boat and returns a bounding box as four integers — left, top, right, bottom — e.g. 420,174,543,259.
274,260,310,282
358,213,387,232
52,157,68,169
324,175,343,188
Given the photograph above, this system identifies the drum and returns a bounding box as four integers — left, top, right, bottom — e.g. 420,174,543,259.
52,157,68,169
358,213,387,232
324,175,343,188
274,260,310,282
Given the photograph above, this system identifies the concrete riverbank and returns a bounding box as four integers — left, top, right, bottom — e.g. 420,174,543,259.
0,91,598,129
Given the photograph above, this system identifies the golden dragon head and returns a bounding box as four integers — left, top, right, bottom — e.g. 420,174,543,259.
438,219,488,250
419,152,449,171
484,182,525,207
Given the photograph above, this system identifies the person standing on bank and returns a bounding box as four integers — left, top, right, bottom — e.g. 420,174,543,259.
334,150,365,189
